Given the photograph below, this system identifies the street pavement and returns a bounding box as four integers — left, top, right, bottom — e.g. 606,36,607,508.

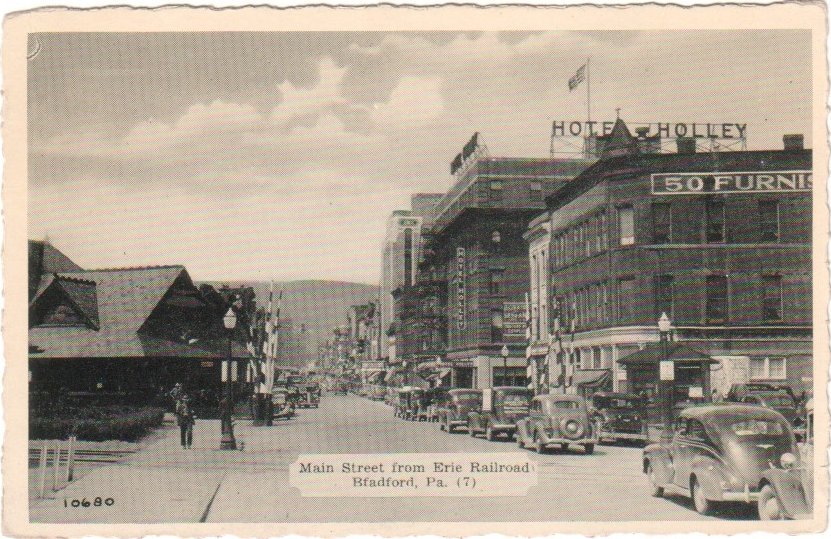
31,393,757,523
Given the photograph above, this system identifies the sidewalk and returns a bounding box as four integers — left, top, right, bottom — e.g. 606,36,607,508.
29,420,238,523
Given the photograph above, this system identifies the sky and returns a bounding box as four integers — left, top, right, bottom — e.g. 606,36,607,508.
28,31,811,284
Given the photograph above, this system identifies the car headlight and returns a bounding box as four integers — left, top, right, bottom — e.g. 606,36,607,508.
780,452,797,469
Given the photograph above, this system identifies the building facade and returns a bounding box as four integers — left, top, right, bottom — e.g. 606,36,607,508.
378,193,444,362
432,156,594,389
538,126,812,406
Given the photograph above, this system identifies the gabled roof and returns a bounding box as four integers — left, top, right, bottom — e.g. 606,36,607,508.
29,265,237,359
31,274,100,329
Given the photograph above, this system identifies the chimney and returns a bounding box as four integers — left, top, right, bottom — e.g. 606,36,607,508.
676,137,696,155
783,134,804,151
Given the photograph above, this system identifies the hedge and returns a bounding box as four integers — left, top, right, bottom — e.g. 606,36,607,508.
30,405,165,442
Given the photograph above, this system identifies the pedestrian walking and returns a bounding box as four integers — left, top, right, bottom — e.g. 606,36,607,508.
175,394,196,449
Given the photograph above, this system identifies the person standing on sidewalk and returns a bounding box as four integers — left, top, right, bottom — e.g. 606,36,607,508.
175,394,196,449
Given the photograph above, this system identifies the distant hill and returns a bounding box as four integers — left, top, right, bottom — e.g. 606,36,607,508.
199,280,377,367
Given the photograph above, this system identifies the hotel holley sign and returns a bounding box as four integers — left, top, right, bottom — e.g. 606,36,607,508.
651,171,812,195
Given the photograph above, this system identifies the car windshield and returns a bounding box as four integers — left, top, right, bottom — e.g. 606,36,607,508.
759,394,795,407
728,419,786,440
454,393,480,403
502,393,530,406
595,397,638,409
552,400,579,409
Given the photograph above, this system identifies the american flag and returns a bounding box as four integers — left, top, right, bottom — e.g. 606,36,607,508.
569,64,586,91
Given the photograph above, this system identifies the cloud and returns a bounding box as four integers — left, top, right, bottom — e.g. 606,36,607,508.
371,76,444,129
270,57,348,125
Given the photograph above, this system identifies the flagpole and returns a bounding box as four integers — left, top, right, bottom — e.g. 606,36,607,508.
586,57,591,123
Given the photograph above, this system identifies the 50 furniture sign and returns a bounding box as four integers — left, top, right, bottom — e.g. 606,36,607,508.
651,171,812,195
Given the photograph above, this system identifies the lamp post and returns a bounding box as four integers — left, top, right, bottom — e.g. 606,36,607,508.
220,308,238,450
500,345,509,386
658,312,673,443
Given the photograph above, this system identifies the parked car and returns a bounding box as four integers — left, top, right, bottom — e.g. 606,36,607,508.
757,398,814,520
517,394,597,454
271,387,295,420
416,387,446,422
731,390,799,426
330,381,347,395
438,389,482,433
589,392,648,444
297,382,320,408
468,387,533,441
643,404,796,515
395,387,423,420
726,382,797,404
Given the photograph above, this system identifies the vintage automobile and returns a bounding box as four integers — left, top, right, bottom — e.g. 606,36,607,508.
517,394,597,454
468,387,533,441
395,387,422,420
757,398,814,520
297,382,321,408
731,390,799,426
414,388,447,422
330,381,348,395
438,389,482,433
271,387,295,420
643,404,797,515
589,392,648,444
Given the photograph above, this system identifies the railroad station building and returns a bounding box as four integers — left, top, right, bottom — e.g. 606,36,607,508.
530,120,812,405
431,149,594,389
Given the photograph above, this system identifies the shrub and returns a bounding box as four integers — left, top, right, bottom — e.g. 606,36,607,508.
30,405,165,442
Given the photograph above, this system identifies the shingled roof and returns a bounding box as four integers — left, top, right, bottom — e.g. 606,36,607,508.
29,265,249,359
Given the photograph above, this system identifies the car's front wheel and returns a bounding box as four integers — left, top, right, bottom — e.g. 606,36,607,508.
691,477,714,515
758,484,786,520
647,462,664,498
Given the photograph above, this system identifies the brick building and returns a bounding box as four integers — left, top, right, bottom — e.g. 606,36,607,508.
537,125,812,406
432,154,594,389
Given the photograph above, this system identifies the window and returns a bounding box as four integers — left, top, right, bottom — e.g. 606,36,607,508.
759,200,780,242
489,180,503,201
618,277,636,322
493,366,527,387
618,205,635,246
655,275,674,319
705,198,726,243
403,228,413,285
705,275,728,324
491,309,504,342
490,269,504,296
652,203,672,244
592,347,602,369
530,181,543,201
762,275,783,322
750,357,787,380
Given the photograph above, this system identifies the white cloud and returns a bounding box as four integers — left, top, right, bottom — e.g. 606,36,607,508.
270,57,348,126
371,76,444,129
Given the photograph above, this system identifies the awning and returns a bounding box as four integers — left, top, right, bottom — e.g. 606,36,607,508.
572,369,611,389
416,360,441,373
438,368,452,379
617,343,719,366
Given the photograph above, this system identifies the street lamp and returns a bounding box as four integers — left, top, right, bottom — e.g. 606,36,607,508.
500,345,509,386
220,307,238,450
658,312,673,443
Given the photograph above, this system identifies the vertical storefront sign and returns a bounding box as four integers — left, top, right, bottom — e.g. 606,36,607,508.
457,247,466,329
